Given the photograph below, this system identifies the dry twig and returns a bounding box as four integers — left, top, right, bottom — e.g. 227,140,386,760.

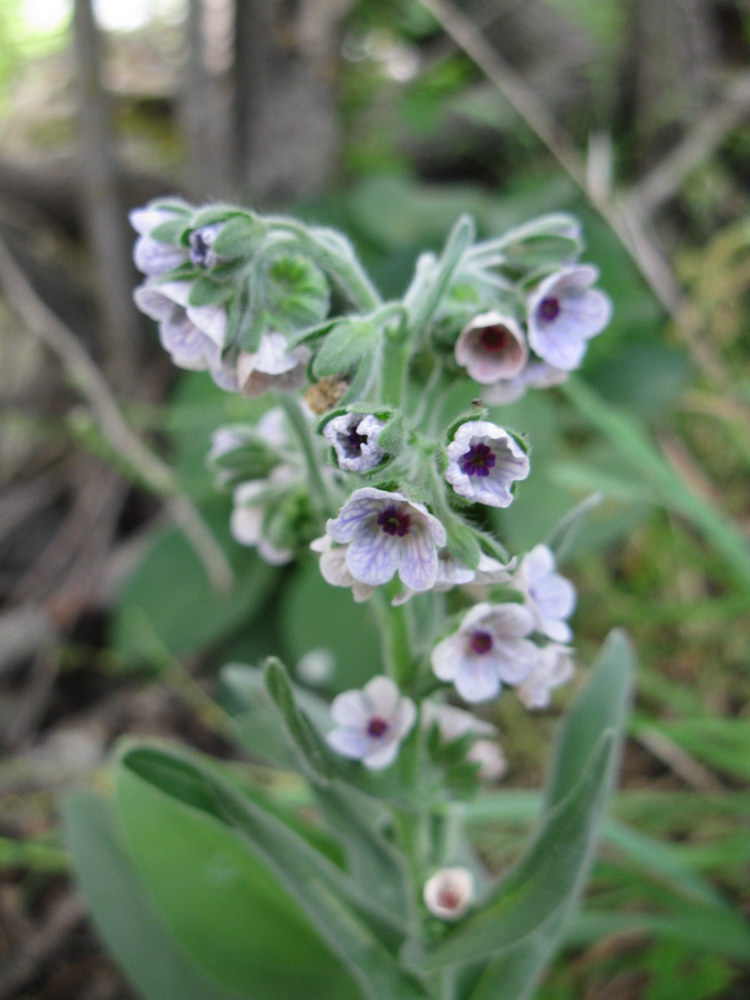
0,238,233,591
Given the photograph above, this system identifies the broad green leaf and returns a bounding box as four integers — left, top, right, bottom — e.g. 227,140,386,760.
114,747,364,1000
63,792,248,1000
188,276,233,307
465,911,567,1000
313,320,378,377
112,510,277,660
118,745,423,999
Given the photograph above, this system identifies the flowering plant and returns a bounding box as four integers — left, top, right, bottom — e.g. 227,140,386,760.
65,199,632,1000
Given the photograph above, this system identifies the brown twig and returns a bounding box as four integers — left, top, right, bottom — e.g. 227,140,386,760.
0,238,233,591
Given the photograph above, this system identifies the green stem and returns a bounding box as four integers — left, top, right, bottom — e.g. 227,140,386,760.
372,587,414,688
381,323,411,408
276,393,338,519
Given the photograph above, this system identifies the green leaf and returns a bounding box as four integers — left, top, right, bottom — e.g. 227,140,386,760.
188,276,233,307
114,748,364,1000
211,214,264,257
406,214,476,332
63,792,248,1000
419,630,633,971
561,378,750,596
150,218,190,245
443,515,481,570
117,745,426,1000
465,911,567,1000
313,320,378,377
263,657,335,782
264,254,330,331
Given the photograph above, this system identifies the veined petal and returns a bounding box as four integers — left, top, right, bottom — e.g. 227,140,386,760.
454,660,501,703
346,524,401,585
398,527,439,591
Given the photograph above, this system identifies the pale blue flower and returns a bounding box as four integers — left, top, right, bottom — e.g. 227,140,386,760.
134,280,226,373
513,544,576,642
445,420,529,507
431,602,537,703
327,488,446,592
323,413,386,472
527,266,611,371
327,675,416,770
130,205,187,277
517,643,575,709
483,360,568,406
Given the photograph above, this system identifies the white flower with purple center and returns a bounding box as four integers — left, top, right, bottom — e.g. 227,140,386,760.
483,360,568,406
517,643,575,709
326,488,446,592
513,544,576,642
322,413,386,472
326,675,416,770
431,602,538,703
310,535,374,603
134,280,226,373
445,420,530,508
423,868,474,921
130,205,188,278
455,311,528,385
237,332,310,398
527,266,611,372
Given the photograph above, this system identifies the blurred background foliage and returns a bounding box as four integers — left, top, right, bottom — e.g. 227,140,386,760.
0,1,748,998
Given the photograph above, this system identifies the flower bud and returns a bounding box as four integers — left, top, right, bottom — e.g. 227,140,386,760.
423,868,474,921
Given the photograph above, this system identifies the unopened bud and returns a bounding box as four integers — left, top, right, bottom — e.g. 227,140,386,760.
423,867,474,921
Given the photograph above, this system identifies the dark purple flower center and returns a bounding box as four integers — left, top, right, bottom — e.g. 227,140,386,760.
469,630,493,655
459,442,496,478
343,428,369,457
538,297,560,323
367,716,389,738
478,324,513,353
377,504,411,537
189,229,214,267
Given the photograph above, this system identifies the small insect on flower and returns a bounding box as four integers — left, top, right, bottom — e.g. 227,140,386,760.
326,488,446,592
423,868,474,921
455,311,528,384
322,412,386,472
431,602,538,703
326,676,416,770
513,545,576,642
445,420,530,508
527,266,611,372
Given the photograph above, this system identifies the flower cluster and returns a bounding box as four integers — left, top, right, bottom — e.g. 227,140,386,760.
129,200,598,832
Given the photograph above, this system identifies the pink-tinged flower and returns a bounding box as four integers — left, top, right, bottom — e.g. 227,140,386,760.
310,536,374,603
445,420,530,508
322,413,386,472
423,868,474,921
527,266,611,372
483,361,568,406
468,739,507,780
230,466,296,565
472,552,517,585
517,643,575,709
455,311,527,384
326,488,447,592
513,544,576,642
237,332,310,398
130,205,188,277
134,280,226,373
431,602,538,703
391,551,515,606
326,675,416,770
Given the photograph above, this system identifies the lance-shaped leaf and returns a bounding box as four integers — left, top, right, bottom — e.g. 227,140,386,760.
263,656,335,782
417,629,633,972
116,744,425,1000
63,792,250,1000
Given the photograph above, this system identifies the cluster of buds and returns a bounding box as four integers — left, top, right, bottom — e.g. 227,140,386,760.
131,199,609,846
